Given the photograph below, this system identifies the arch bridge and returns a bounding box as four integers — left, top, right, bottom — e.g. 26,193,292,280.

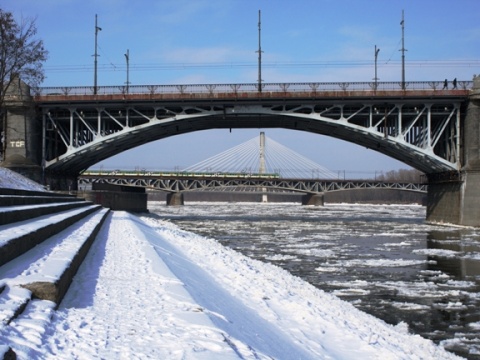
35,81,470,175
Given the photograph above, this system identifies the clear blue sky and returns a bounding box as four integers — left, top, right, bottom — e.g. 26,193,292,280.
3,0,480,175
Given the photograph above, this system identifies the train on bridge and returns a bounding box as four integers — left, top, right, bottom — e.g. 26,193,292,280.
81,170,282,179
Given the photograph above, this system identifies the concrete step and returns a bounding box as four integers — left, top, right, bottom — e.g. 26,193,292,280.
0,187,75,198
0,201,93,225
0,194,83,207
0,207,109,358
0,204,102,267
18,207,110,303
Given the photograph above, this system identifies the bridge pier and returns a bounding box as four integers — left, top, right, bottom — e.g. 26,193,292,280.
301,193,324,206
1,77,43,183
166,192,184,206
426,76,480,227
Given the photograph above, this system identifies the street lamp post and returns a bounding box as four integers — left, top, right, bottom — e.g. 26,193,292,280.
400,10,407,90
94,14,102,95
256,10,263,93
374,45,380,90
124,49,130,94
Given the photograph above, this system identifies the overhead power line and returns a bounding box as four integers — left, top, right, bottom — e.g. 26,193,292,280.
44,59,480,73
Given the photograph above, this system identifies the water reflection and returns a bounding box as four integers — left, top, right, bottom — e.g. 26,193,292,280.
427,230,480,278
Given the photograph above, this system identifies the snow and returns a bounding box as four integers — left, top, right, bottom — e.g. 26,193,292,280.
0,168,46,192
3,208,108,287
0,205,99,243
0,211,461,359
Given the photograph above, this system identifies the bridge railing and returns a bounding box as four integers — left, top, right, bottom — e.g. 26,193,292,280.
33,81,473,97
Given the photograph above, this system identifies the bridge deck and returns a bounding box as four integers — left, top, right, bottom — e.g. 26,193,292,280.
34,81,472,104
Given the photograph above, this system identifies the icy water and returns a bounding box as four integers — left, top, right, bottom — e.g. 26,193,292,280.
149,201,480,359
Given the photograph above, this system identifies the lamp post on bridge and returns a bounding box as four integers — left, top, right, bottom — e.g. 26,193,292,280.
124,49,130,94
400,10,407,90
256,10,263,93
374,45,380,91
93,14,102,95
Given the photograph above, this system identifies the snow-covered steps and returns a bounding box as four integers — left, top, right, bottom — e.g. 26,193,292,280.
0,201,95,225
0,207,110,357
0,187,79,206
0,286,35,359
0,187,77,197
17,208,110,303
0,194,82,207
0,287,56,359
0,285,31,325
0,205,102,267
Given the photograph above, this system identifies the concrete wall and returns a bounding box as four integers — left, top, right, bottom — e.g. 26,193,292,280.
81,191,148,212
80,183,148,212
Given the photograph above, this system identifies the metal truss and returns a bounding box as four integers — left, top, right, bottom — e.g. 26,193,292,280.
78,175,427,194
268,100,463,173
37,82,469,175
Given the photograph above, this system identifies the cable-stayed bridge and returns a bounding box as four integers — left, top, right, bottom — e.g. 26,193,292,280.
79,132,427,205
182,132,337,179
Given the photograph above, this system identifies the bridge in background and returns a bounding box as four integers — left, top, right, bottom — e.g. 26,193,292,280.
2,77,480,225
78,169,427,205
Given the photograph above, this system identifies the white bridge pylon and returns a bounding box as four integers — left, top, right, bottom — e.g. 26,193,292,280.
182,132,338,179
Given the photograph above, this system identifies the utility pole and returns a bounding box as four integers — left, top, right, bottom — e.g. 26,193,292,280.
256,10,263,93
124,49,130,94
374,45,380,90
400,10,406,90
94,14,102,95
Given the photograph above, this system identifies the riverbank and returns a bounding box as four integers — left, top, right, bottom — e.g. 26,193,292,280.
0,168,461,358
30,211,460,359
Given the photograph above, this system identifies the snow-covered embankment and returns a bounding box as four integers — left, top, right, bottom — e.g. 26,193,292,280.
38,209,461,359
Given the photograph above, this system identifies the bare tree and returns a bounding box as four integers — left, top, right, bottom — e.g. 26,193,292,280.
376,168,424,182
0,8,48,156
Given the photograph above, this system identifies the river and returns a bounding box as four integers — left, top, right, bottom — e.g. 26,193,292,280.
148,201,480,359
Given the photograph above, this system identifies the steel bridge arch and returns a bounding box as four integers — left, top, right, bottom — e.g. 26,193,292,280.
40,90,466,175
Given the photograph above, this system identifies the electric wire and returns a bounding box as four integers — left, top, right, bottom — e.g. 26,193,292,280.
44,59,480,73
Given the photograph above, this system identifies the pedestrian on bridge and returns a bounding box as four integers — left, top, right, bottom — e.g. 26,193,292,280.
443,79,448,89
452,78,457,89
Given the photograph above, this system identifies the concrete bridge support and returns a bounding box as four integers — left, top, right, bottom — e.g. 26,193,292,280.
166,192,184,206
426,76,480,227
1,78,42,183
301,193,324,206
